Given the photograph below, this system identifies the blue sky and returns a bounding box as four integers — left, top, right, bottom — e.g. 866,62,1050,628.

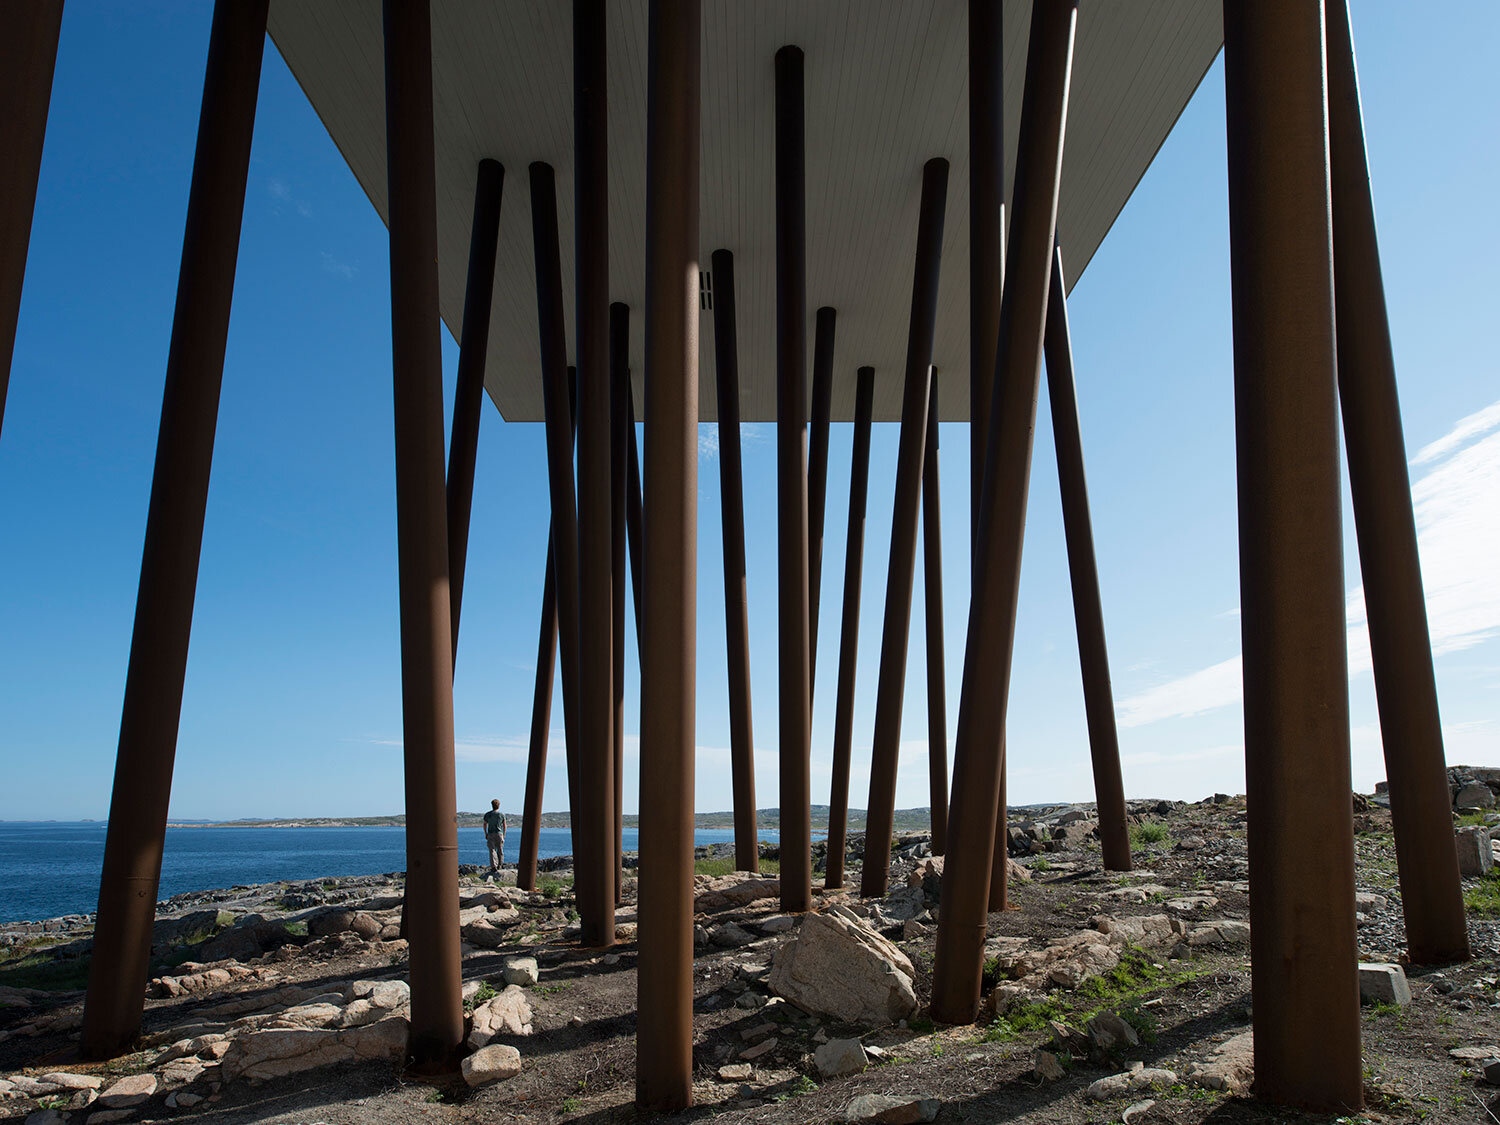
2,4,1496,821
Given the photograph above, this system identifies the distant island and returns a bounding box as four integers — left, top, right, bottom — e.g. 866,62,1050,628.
165,805,997,833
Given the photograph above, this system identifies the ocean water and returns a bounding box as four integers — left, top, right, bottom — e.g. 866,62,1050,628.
0,822,757,924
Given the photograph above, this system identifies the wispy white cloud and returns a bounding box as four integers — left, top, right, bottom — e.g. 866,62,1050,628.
1411,399,1500,465
698,426,719,460
1117,396,1500,728
320,251,356,280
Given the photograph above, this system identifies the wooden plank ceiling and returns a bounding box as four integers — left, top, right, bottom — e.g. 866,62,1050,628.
268,1,1222,421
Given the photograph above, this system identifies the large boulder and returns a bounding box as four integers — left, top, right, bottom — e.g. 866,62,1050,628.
694,876,781,913
769,910,917,1025
1457,826,1494,877
467,985,533,1048
462,1044,522,1087
1456,782,1496,810
221,1017,409,1082
1183,1031,1254,1094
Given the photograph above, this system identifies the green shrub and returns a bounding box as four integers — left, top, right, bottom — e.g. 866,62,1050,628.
1130,820,1170,849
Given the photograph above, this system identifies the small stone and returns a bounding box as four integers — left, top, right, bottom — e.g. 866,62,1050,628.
843,1093,940,1124
40,1073,103,1091
461,1043,522,1087
1033,1049,1065,1081
601,953,620,966
740,1036,778,1061
503,956,540,987
759,915,797,935
1451,1045,1500,1061
1354,891,1388,913
740,1021,776,1042
1482,1058,1500,1085
1122,1099,1157,1123
711,922,758,949
1358,962,1412,1007
173,1092,203,1108
902,918,928,941
1084,1067,1178,1100
1088,1011,1140,1053
717,1063,753,1082
98,1073,157,1110
814,1037,869,1079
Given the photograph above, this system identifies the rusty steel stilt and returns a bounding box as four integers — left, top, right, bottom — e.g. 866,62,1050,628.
1224,0,1361,1110
81,0,269,1060
932,0,1077,1026
573,0,615,950
517,544,557,894
530,167,586,879
1044,243,1131,873
923,369,949,853
635,0,700,1109
1326,0,1469,966
970,0,1010,912
775,44,813,916
518,374,578,893
610,302,630,904
808,306,837,688
0,0,63,437
626,383,645,633
826,366,875,889
711,248,760,873
861,157,948,898
382,0,464,1068
446,158,504,663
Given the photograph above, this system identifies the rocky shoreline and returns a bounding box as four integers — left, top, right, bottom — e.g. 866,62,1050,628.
2,776,1498,1124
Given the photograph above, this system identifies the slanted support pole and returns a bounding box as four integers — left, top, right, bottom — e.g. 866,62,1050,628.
1326,0,1469,966
1044,243,1131,872
530,167,586,887
626,384,645,632
610,302,630,903
970,0,1011,913
775,44,813,916
808,306,837,687
711,248,760,873
573,0,615,950
922,369,949,853
825,366,875,889
861,157,949,898
518,372,578,893
1224,0,1361,1110
447,159,504,663
635,0,700,1109
932,0,1076,1025
0,0,63,436
382,0,464,1067
81,0,268,1060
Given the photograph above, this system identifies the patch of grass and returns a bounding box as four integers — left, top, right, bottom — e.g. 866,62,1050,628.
322,879,339,890
424,1088,447,1104
1463,869,1500,917
537,876,572,898
465,981,498,1012
538,981,575,996
561,1096,582,1113
978,994,1070,1042
1032,855,1051,872
0,950,91,992
283,920,309,937
1365,1000,1403,1020
907,1015,936,1034
1130,820,1170,849
1455,811,1492,828
772,1076,817,1102
692,856,780,877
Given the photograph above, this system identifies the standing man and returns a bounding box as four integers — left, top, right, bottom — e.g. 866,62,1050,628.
483,799,507,874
